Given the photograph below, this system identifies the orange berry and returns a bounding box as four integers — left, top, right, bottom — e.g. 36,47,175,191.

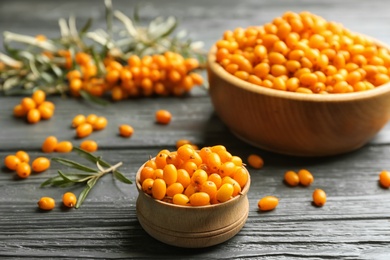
312,189,327,207
155,109,172,125
42,136,58,153
13,104,27,117
37,197,55,210
80,140,98,152
21,97,36,111
62,192,77,208
247,154,264,169
76,123,93,138
38,104,54,120
71,114,86,128
15,150,30,163
119,124,134,137
284,170,299,186
32,157,50,173
258,196,279,211
55,141,73,153
4,155,21,170
298,169,314,186
379,170,390,188
16,162,31,179
92,116,108,131
27,108,41,124
32,90,46,105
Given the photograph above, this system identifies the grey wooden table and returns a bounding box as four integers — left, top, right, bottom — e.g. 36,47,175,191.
1,0,390,259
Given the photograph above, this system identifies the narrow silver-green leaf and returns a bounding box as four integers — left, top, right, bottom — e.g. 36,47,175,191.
75,177,98,208
52,157,97,173
113,171,133,184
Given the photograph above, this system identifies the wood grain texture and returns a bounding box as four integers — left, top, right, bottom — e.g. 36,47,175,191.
1,0,390,259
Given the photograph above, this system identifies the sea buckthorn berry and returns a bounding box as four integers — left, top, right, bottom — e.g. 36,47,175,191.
247,154,264,169
216,183,234,203
258,196,279,211
16,162,31,179
62,192,77,208
163,164,178,186
312,189,327,207
177,144,195,161
222,176,241,196
152,168,164,180
32,90,46,105
231,155,243,166
379,170,390,188
152,179,167,200
184,183,198,198
42,136,58,153
142,178,154,195
189,192,210,206
298,169,314,186
38,104,54,120
284,170,300,186
233,166,249,188
206,152,222,173
218,161,236,178
13,104,26,117
38,197,55,211
119,124,134,138
15,150,29,163
166,182,184,197
76,123,93,138
155,152,168,169
176,169,191,188
173,194,189,206
155,109,172,125
165,153,182,167
93,117,108,131
32,157,50,173
72,114,86,128
80,140,98,152
4,155,21,171
208,173,222,189
191,169,208,186
55,141,73,153
140,166,155,183
181,161,197,176
86,114,98,125
27,108,41,124
21,97,36,111
200,181,218,200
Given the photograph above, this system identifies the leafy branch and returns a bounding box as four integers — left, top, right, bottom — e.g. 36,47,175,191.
41,147,132,208
0,0,206,98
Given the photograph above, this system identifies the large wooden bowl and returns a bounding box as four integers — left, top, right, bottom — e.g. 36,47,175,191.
135,161,250,248
207,45,390,157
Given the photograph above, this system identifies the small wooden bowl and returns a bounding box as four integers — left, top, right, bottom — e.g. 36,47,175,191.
135,162,251,248
207,45,390,157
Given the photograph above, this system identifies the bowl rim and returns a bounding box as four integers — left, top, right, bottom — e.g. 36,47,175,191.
207,39,390,103
136,160,251,209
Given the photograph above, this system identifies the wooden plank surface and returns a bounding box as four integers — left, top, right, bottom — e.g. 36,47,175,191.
1,0,390,259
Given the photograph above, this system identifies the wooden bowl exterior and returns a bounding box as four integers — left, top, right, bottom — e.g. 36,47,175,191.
135,163,251,248
207,45,390,157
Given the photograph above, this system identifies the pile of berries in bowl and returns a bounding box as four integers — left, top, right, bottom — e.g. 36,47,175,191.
135,144,250,248
207,11,390,156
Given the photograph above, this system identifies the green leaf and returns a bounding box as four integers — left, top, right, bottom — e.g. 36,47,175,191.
51,157,97,173
75,177,98,208
40,175,64,187
113,171,133,184
80,18,93,36
58,170,94,183
79,90,110,106
73,147,101,164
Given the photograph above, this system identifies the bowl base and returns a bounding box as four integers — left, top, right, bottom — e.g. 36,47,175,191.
136,196,249,248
